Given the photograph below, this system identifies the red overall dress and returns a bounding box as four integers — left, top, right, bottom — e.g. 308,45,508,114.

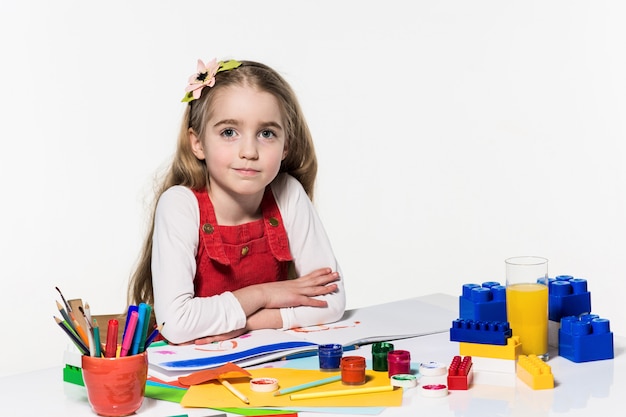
192,187,293,297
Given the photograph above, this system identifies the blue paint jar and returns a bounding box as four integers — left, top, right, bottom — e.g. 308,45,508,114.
318,343,343,371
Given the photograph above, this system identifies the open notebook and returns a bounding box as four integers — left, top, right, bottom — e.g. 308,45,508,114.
147,294,456,381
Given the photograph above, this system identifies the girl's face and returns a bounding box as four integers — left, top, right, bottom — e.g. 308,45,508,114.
190,84,287,204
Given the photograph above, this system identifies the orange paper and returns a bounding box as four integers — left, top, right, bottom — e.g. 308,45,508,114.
178,362,251,386
181,367,403,408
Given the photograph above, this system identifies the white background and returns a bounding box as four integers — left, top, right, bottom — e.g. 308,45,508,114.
1,0,624,377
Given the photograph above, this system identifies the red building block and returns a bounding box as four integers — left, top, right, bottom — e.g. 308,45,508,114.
447,355,473,390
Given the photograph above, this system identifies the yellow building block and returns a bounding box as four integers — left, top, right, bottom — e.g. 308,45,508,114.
459,336,522,360
516,354,554,390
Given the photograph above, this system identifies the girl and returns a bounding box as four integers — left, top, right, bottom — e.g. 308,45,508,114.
128,58,345,344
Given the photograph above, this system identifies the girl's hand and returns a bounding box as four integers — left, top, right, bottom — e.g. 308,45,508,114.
263,267,340,309
193,327,248,345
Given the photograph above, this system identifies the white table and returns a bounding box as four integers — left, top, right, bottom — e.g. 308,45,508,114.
1,295,623,417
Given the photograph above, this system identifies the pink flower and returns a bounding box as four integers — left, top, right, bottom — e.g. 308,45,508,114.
183,58,220,101
181,58,242,103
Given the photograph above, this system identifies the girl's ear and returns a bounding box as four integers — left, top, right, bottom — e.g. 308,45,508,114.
282,140,288,161
189,129,206,160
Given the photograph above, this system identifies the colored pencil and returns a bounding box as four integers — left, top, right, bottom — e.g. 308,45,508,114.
274,374,342,396
54,316,88,355
105,319,119,358
290,385,394,400
219,379,249,404
71,314,90,348
93,319,102,357
55,300,73,327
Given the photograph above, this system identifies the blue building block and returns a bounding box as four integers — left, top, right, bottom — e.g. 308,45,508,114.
548,275,591,322
559,314,614,363
450,319,512,345
459,282,507,322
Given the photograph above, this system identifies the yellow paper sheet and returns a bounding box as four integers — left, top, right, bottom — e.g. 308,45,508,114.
181,368,402,408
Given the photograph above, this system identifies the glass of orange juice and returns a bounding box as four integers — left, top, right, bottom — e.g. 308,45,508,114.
505,256,549,360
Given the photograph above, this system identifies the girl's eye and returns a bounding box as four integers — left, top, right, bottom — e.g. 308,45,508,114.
222,128,236,138
260,130,275,139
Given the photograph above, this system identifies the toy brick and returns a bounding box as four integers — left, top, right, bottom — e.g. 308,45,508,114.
450,319,512,345
559,314,614,363
471,356,516,374
516,354,554,390
447,355,473,390
459,336,522,360
459,282,507,322
63,364,84,386
548,276,591,322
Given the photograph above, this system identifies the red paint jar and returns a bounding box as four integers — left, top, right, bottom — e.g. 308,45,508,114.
387,350,411,377
341,356,366,385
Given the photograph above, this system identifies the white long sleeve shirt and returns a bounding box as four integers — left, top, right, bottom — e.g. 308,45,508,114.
152,173,346,344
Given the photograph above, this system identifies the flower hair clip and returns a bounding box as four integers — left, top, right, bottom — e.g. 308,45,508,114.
182,58,242,103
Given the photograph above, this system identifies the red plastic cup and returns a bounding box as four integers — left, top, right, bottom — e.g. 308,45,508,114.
81,352,148,416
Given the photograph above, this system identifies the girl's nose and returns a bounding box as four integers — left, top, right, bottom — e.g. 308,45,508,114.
239,135,259,159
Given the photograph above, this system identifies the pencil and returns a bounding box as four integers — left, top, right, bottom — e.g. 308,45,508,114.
219,379,249,404
274,375,342,396
71,314,90,348
290,385,394,400
54,316,88,355
93,319,102,357
55,300,73,327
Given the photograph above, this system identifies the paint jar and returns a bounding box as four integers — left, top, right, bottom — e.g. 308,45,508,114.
387,350,411,377
341,356,366,385
371,342,394,372
82,351,148,416
318,343,343,371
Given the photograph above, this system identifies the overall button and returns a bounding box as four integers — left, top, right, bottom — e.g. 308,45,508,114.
202,223,214,234
241,246,249,256
268,217,279,227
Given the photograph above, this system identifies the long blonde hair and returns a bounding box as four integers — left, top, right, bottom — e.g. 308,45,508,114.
127,60,317,307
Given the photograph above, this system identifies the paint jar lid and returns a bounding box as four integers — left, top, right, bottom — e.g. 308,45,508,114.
372,342,394,354
341,356,366,369
318,344,343,356
419,361,447,376
390,374,417,388
250,377,279,392
388,350,411,361
420,384,448,398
